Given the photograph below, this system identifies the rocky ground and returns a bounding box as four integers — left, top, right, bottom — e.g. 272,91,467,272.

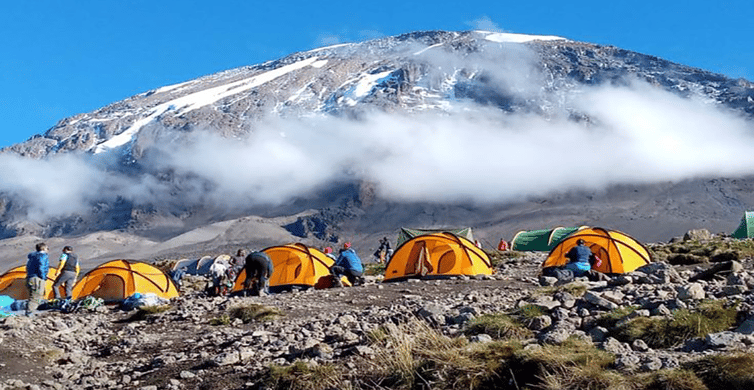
2,232,754,390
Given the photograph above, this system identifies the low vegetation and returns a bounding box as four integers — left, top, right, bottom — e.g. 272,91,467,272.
363,262,386,276
534,282,588,297
210,303,282,325
614,300,738,348
258,313,754,390
263,361,349,390
464,313,534,339
683,353,754,390
652,237,754,265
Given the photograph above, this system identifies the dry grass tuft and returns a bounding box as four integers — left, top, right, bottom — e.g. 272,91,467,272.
684,353,754,390
465,313,534,340
616,300,738,348
367,319,504,389
639,369,708,390
228,303,282,323
265,361,350,390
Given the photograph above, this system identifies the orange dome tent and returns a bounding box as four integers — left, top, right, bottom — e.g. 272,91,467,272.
71,260,179,301
384,232,493,282
543,227,651,274
0,265,59,300
232,243,344,293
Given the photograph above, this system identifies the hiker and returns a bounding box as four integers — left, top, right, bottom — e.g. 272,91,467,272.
331,242,364,287
243,251,274,296
209,258,231,296
564,239,595,277
52,246,80,299
231,249,246,276
374,237,392,263
25,242,49,315
497,238,509,251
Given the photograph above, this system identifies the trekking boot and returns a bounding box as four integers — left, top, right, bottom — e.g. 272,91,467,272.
332,276,343,288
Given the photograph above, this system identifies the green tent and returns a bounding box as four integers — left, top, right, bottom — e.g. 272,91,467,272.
511,226,586,251
732,211,754,239
397,227,474,247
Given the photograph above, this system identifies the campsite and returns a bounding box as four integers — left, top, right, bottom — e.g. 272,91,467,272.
1,223,754,389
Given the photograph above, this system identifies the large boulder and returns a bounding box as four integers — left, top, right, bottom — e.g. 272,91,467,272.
683,229,713,242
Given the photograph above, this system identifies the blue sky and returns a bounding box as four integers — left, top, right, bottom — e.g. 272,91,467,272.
1,0,752,148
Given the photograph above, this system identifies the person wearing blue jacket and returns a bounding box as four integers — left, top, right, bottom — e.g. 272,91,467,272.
25,242,49,315
331,242,364,287
564,239,595,277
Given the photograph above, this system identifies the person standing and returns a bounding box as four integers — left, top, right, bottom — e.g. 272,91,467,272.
52,246,80,299
244,251,274,296
331,242,364,287
25,243,49,315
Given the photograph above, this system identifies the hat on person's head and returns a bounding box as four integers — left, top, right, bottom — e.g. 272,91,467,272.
343,242,351,249
324,247,333,254
577,239,586,245
63,246,73,252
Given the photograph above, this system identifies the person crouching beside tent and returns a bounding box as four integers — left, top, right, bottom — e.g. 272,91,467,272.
331,242,364,287
243,251,274,296
563,239,607,281
565,239,593,277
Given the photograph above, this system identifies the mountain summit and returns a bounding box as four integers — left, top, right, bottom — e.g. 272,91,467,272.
1,30,753,260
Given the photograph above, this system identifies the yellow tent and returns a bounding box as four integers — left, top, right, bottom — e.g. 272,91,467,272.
384,232,493,282
543,227,651,274
232,243,343,293
71,260,179,301
0,265,59,300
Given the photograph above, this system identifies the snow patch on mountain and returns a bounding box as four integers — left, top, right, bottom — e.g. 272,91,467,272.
480,31,567,43
94,56,322,154
339,70,397,106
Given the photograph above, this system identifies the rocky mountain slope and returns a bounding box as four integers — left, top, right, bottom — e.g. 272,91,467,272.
1,30,754,263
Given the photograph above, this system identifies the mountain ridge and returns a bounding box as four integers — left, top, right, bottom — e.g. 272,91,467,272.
1,29,753,263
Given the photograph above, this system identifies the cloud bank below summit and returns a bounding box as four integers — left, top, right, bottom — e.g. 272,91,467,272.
2,78,753,223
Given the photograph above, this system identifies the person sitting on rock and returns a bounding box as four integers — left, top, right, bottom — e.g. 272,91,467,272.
564,239,595,277
331,242,364,287
243,251,274,296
